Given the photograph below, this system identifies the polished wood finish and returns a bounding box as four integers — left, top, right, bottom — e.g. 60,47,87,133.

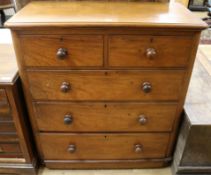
0,143,21,154
6,1,207,169
21,35,103,67
35,102,177,132
45,159,170,169
28,70,184,101
0,134,18,143
0,122,16,132
5,1,206,29
0,90,7,101
0,43,38,174
40,133,170,160
109,35,193,68
0,89,11,119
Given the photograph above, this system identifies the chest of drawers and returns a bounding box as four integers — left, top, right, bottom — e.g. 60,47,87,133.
0,43,37,174
6,1,207,169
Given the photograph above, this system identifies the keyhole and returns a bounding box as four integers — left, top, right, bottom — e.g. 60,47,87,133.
150,37,154,43
60,37,64,42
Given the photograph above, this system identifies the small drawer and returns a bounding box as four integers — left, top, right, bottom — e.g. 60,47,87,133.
109,35,193,68
40,133,170,160
0,89,7,102
28,70,184,101
0,143,21,154
21,35,104,67
0,122,16,133
0,89,11,119
35,102,177,132
0,134,18,142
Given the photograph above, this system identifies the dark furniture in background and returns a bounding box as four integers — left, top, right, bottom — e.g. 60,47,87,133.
172,51,211,175
0,44,38,175
188,0,211,27
0,0,15,26
202,0,211,27
14,0,169,11
188,0,208,11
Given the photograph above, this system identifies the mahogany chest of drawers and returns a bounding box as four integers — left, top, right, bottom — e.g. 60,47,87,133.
0,43,37,174
6,1,207,169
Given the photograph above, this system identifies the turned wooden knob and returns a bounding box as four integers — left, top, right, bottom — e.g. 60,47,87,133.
60,82,70,93
67,144,76,153
138,115,147,125
57,48,68,59
146,48,156,59
142,82,152,93
64,114,73,125
134,144,143,153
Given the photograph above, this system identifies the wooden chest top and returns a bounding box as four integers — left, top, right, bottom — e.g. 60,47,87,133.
5,1,207,30
0,43,18,85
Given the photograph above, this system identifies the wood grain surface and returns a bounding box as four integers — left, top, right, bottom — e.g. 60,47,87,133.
27,70,185,101
7,1,206,169
21,35,104,67
5,2,207,29
0,89,11,119
109,35,193,68
39,133,170,160
34,102,177,132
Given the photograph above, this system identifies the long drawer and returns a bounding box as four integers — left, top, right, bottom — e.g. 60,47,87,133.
40,133,170,160
28,70,185,101
34,102,177,132
109,35,193,68
21,35,104,67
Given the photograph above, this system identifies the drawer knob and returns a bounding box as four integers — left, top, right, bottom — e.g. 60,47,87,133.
134,144,143,153
142,82,152,93
138,115,147,125
146,48,156,59
64,114,73,125
57,48,68,59
67,144,76,153
60,82,70,93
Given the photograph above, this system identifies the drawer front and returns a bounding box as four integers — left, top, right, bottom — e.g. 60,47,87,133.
0,143,21,154
28,70,184,101
0,134,18,142
35,102,177,132
109,35,192,67
0,89,7,102
21,35,104,67
0,122,16,133
40,133,170,160
0,89,11,119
